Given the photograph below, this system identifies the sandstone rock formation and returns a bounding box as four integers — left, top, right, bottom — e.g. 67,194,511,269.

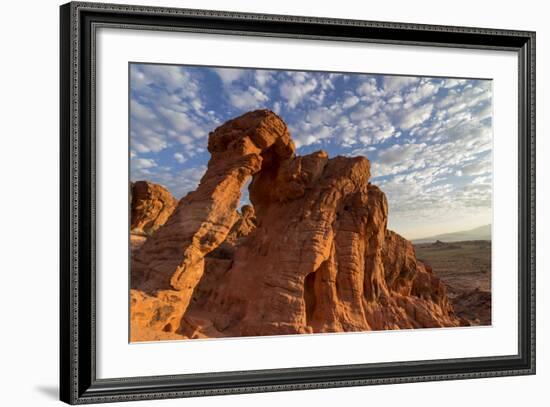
208,204,257,260
130,181,178,236
130,110,464,341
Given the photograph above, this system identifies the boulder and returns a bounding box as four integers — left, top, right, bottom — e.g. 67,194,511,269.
130,181,177,235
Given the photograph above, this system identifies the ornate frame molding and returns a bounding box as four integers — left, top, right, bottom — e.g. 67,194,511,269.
60,2,535,404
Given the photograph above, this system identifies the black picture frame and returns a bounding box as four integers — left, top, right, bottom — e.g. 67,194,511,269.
60,1,536,404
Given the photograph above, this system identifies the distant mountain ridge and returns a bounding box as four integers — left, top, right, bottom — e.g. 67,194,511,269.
412,224,491,244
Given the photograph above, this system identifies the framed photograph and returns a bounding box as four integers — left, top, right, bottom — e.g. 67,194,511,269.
60,1,535,404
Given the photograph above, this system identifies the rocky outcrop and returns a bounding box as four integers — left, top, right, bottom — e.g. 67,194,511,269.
191,155,460,337
130,110,464,341
131,110,294,337
413,240,491,325
130,181,178,235
130,289,188,342
208,205,257,260
451,288,491,325
225,204,257,244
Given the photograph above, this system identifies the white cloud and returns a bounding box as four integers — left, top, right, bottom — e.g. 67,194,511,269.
342,95,360,109
254,70,274,87
442,78,467,89
371,125,396,143
461,159,491,176
229,86,269,110
356,77,380,97
130,100,170,153
131,65,203,107
377,143,427,165
130,99,156,122
397,103,433,130
290,102,350,147
169,166,207,198
212,67,245,85
403,80,442,107
340,126,358,147
130,125,168,154
174,152,186,164
472,175,491,184
306,107,330,127
447,102,468,115
383,76,419,93
349,102,379,122
175,135,194,145
292,123,333,148
130,64,220,165
133,158,157,170
158,107,199,134
279,73,318,108
388,95,403,104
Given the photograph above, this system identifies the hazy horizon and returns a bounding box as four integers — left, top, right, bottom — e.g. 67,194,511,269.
130,63,492,240
411,223,491,241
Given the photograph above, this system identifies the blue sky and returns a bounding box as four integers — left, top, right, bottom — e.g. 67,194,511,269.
130,63,492,240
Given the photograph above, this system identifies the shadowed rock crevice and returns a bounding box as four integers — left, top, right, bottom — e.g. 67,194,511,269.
129,109,466,342
303,269,318,327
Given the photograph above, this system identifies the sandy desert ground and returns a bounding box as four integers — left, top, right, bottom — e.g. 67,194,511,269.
414,240,491,325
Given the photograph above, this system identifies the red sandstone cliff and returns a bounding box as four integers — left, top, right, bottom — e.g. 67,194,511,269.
130,110,465,342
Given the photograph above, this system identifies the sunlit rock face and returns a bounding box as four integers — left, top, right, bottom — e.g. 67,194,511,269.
130,181,178,236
